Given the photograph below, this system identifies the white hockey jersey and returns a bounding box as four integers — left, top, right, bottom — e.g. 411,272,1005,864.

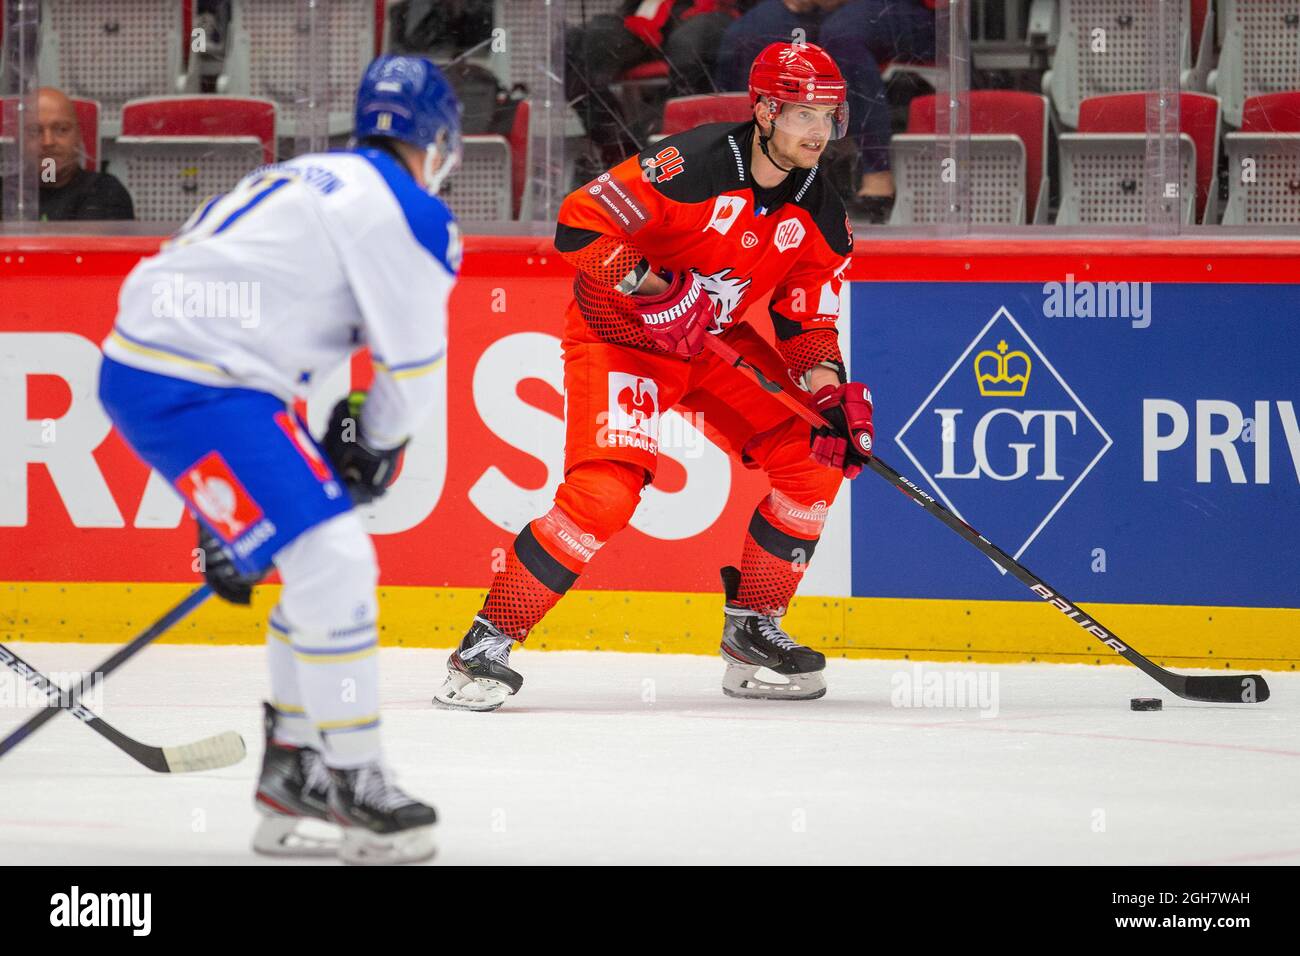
104,147,460,449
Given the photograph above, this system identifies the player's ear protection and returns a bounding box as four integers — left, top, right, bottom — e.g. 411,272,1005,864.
755,97,794,174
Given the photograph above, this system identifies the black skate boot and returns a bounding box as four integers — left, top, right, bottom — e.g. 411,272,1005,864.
327,763,437,865
719,566,827,701
432,616,523,712
252,701,338,856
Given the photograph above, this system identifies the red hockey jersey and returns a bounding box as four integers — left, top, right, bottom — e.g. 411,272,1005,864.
554,120,854,382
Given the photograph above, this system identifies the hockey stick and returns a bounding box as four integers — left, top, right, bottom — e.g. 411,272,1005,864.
0,585,248,767
0,639,245,772
704,333,1271,704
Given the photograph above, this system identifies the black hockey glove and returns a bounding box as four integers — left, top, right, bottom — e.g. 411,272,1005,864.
196,521,264,605
321,390,407,505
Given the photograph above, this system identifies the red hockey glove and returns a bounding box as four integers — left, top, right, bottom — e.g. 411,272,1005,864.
810,382,874,478
633,270,717,358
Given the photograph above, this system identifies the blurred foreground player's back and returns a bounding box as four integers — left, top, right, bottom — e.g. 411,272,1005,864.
98,55,463,865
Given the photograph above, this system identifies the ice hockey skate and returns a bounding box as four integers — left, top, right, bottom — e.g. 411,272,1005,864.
252,702,339,857
327,763,437,865
433,616,523,711
719,566,827,700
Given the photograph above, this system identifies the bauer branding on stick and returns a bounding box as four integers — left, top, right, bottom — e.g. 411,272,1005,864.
1130,697,1163,711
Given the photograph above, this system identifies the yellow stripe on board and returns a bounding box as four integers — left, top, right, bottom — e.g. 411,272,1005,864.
2,582,1297,671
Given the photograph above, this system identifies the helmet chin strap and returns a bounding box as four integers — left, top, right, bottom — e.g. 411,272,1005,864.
757,127,794,174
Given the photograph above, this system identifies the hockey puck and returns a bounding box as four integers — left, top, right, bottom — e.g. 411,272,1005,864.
1130,697,1162,711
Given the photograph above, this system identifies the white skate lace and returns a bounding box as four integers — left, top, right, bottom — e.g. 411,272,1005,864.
302,749,332,793
464,619,515,665
756,615,801,652
352,765,418,812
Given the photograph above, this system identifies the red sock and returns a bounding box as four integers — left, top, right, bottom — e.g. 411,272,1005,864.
735,497,822,616
480,507,604,641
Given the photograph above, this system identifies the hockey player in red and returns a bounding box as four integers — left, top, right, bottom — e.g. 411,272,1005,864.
435,42,875,710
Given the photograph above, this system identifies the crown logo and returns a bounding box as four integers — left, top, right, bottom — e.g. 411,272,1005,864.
974,339,1031,397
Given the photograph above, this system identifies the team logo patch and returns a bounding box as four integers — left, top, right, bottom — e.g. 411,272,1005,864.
705,195,746,236
176,451,265,543
603,373,660,455
693,267,753,330
773,217,806,253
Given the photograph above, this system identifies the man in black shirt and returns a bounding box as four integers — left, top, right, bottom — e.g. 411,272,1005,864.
34,86,134,221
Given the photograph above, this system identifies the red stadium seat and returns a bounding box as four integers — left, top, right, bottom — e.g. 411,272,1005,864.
107,96,277,222
659,93,753,137
121,96,276,164
1239,91,1300,133
905,91,1051,224
1077,92,1221,222
1045,0,1194,129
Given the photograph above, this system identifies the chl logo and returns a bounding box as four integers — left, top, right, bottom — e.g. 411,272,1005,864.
773,217,805,252
895,307,1112,565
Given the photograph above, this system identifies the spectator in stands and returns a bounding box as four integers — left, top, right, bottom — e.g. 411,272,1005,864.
716,0,936,222
36,87,133,221
389,0,494,60
567,1,753,183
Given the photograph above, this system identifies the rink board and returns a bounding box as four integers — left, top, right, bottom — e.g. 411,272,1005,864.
1,236,1297,669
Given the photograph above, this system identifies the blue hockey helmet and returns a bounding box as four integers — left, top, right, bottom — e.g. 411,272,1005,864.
354,55,462,195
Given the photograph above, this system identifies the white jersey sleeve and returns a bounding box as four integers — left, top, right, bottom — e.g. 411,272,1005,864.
105,148,459,451
318,150,460,449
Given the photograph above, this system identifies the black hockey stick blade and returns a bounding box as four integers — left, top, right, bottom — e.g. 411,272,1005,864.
0,585,216,761
1174,674,1269,704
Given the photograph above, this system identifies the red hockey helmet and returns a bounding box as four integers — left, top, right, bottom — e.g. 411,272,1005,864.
748,42,849,140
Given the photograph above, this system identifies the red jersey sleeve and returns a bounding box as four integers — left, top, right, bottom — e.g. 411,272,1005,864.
554,155,681,291
769,244,852,383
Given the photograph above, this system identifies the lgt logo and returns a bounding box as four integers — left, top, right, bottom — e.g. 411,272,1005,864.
895,307,1112,566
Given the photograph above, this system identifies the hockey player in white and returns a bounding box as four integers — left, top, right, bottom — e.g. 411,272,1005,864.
97,56,463,864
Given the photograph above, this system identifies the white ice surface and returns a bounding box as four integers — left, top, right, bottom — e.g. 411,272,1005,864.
1,643,1296,865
